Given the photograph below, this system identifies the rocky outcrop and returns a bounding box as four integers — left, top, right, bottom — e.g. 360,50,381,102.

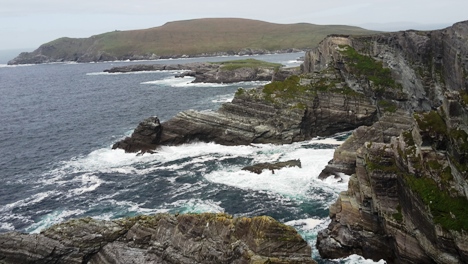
0,213,316,264
242,159,302,174
103,62,297,84
310,21,468,263
113,74,377,152
319,111,413,179
112,116,162,153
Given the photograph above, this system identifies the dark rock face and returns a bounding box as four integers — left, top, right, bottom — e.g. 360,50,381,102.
309,21,468,263
242,159,302,174
112,116,162,153
0,214,316,264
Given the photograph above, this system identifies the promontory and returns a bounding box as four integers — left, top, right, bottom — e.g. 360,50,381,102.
7,18,375,65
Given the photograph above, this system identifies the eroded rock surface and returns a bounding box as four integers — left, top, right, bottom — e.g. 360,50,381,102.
0,213,316,264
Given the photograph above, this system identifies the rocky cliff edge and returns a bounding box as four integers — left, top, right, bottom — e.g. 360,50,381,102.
305,21,468,263
0,213,316,264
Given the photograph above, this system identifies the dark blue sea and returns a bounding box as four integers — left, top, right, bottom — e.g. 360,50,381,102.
0,53,384,264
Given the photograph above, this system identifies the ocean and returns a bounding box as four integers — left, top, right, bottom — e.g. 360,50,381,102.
0,53,385,264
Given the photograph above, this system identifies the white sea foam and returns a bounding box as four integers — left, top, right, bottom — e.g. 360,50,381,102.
340,255,387,264
0,63,35,68
203,144,341,201
0,222,14,231
211,93,235,103
26,209,86,233
141,76,195,86
42,139,347,200
309,136,345,146
162,199,224,214
285,218,324,231
68,174,104,196
141,76,269,88
0,191,57,213
86,70,186,76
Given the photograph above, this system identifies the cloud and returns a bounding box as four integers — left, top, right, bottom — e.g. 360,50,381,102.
0,0,467,49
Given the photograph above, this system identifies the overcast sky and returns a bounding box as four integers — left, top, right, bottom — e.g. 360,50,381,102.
1,0,467,51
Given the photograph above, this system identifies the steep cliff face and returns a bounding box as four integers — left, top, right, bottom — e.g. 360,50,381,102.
0,213,316,264
308,21,468,263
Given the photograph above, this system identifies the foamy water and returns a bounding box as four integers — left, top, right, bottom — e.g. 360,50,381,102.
0,52,386,263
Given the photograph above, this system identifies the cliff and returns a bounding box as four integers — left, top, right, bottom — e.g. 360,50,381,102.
113,74,377,152
0,213,316,264
7,18,376,65
304,21,468,263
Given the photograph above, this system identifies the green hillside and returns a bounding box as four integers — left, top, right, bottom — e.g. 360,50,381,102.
10,18,378,64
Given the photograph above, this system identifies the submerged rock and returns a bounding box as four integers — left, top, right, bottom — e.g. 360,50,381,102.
242,159,302,174
0,213,316,264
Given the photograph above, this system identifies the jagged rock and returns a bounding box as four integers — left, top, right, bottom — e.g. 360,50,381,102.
313,21,468,263
319,111,413,179
0,213,316,264
242,159,302,174
112,116,162,153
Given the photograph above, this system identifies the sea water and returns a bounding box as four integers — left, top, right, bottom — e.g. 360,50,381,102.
0,53,385,263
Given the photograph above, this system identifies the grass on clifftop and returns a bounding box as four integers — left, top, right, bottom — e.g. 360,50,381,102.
404,174,468,232
212,59,282,71
263,75,310,100
339,45,400,94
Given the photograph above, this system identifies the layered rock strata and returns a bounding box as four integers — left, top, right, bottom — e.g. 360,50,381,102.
0,213,316,264
113,74,377,152
309,21,468,263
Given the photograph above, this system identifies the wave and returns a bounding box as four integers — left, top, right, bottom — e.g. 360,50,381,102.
0,64,35,68
339,255,387,264
141,76,270,88
0,191,58,214
211,93,235,103
25,209,86,233
86,70,188,76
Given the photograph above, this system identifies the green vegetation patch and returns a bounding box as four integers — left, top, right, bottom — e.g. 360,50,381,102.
450,128,468,152
262,75,312,102
314,77,365,97
212,59,282,71
404,174,468,231
414,111,448,137
393,204,403,222
338,45,399,90
461,90,468,106
378,100,398,113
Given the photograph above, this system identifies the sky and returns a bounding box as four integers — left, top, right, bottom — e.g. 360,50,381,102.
0,0,467,51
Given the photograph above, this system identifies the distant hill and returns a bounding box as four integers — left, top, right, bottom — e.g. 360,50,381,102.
8,18,378,64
